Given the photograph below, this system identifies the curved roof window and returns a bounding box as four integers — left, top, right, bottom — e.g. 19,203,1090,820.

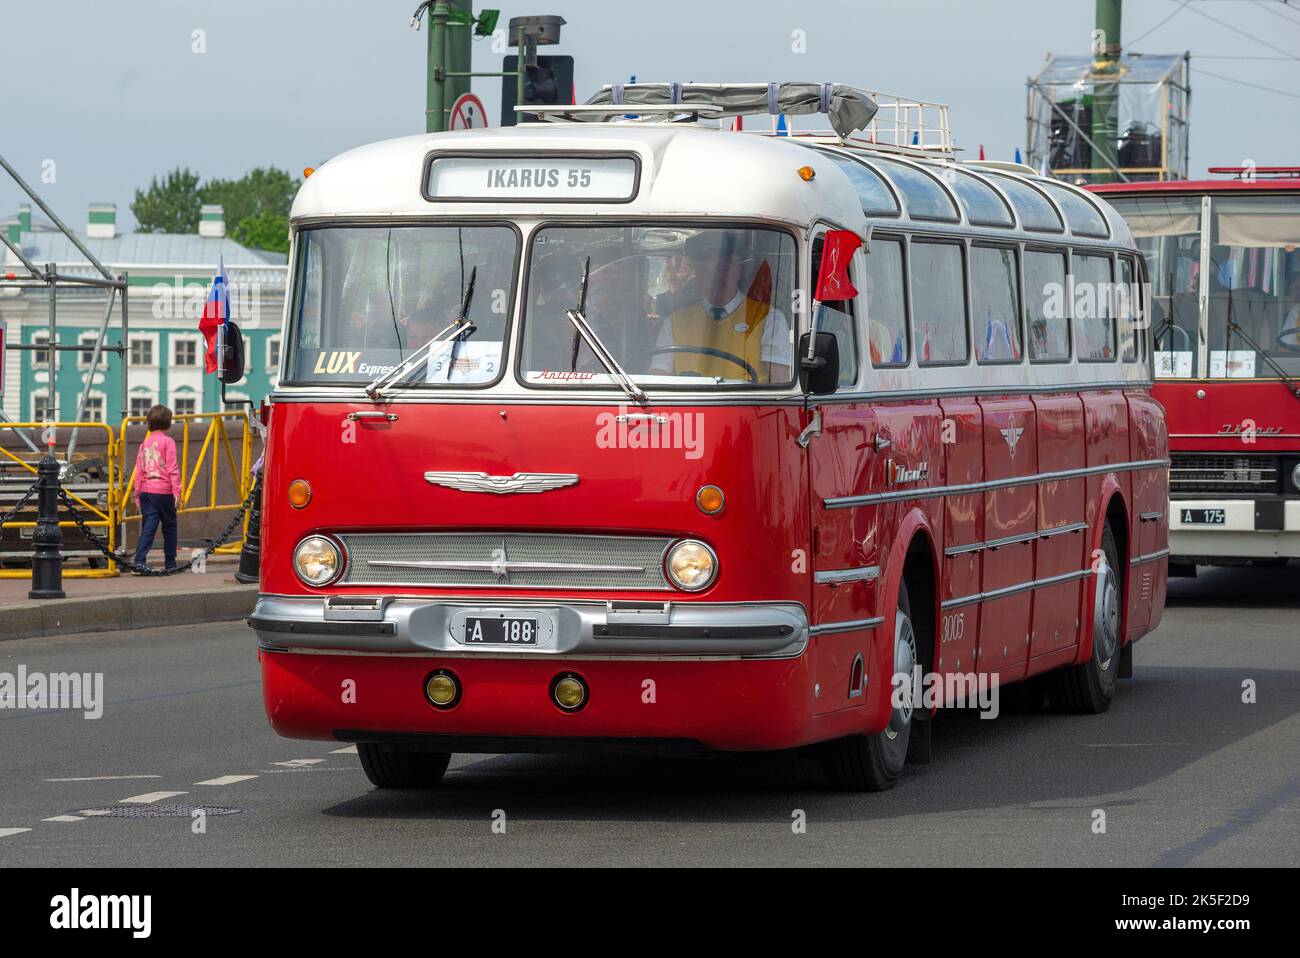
818,151,900,216
1036,180,1110,237
868,157,959,222
984,173,1064,232
926,166,1014,227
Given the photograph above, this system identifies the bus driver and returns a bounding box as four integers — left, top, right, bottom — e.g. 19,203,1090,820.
650,231,793,383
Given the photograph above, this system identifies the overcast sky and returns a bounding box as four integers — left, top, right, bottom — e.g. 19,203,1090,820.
5,0,1299,231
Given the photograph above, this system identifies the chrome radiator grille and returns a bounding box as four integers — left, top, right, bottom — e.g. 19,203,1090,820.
337,532,673,590
1169,454,1279,496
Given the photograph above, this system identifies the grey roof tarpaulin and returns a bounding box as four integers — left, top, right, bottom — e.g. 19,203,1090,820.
586,82,879,137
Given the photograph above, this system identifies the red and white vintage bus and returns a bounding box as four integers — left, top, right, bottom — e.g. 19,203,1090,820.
249,83,1167,791
1093,169,1300,573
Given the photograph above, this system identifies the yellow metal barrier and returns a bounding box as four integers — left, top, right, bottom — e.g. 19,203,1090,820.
118,412,256,556
0,421,120,578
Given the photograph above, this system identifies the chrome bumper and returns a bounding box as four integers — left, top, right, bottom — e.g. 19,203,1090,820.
249,594,809,658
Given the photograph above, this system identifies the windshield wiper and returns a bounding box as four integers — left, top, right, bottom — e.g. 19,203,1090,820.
564,257,648,405
444,266,477,380
365,266,478,399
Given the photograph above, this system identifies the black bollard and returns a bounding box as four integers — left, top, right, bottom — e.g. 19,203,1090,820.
234,479,262,584
28,452,66,599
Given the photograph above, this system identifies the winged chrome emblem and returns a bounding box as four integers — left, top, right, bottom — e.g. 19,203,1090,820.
423,471,579,495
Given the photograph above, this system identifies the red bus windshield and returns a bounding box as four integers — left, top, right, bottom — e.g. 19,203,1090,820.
1105,193,1300,378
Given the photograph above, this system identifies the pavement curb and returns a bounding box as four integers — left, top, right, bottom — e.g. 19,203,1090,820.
1,584,257,642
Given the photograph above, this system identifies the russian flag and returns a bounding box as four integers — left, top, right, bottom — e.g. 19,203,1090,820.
199,255,232,374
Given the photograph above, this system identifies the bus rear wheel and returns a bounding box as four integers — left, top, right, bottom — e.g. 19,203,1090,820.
822,580,917,792
1049,523,1121,714
358,744,451,789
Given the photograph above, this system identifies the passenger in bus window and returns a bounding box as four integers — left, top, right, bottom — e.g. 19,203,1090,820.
649,231,792,383
1282,273,1300,338
523,252,602,374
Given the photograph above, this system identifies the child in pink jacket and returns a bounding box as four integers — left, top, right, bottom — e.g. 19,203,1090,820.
132,405,183,572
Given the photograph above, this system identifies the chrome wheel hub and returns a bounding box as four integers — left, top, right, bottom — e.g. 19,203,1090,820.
886,611,917,740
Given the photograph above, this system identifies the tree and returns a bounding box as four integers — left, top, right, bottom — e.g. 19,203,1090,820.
231,209,291,255
201,167,300,246
131,168,202,234
129,165,300,252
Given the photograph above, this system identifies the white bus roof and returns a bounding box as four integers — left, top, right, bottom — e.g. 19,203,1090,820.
292,124,870,233
292,122,1134,247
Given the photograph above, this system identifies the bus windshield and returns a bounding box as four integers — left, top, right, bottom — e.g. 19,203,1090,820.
1109,193,1300,378
1206,195,1300,378
285,225,517,386
519,225,797,387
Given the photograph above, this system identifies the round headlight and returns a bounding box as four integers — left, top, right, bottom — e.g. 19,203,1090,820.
1292,462,1300,493
665,539,718,591
293,535,342,586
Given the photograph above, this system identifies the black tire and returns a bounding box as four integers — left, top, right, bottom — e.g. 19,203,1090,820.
1049,523,1121,714
357,744,451,789
823,580,918,791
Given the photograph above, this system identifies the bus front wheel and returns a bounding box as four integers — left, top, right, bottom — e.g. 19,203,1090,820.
358,744,451,789
822,580,917,792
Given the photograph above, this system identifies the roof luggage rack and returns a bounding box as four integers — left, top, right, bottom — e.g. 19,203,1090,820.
539,81,952,158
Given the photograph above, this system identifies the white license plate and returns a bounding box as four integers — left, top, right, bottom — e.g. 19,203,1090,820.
1180,508,1226,526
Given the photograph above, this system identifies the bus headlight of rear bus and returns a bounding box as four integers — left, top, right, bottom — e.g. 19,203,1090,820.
293,535,344,586
1292,461,1300,494
665,539,718,591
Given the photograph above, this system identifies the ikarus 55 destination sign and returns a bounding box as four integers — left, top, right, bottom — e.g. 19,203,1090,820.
425,154,639,202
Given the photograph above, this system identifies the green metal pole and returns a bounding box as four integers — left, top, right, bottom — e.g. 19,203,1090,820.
1093,0,1122,183
427,1,450,133
445,1,472,118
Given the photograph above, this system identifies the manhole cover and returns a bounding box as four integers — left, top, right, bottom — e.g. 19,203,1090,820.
74,804,247,819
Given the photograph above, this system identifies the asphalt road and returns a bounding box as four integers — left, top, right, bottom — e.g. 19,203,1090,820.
1,565,1297,867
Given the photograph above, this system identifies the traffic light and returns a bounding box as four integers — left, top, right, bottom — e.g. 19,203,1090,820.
500,54,574,126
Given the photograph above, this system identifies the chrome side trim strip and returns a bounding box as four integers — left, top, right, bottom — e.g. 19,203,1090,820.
943,521,1089,557
941,567,1093,610
809,615,886,636
1130,547,1171,566
813,565,881,585
985,529,1038,550
826,458,1169,510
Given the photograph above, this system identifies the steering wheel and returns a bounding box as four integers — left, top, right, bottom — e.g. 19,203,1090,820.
1155,323,1192,352
1276,325,1300,354
650,344,759,383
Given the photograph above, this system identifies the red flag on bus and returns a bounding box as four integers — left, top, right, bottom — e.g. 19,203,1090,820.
815,229,862,301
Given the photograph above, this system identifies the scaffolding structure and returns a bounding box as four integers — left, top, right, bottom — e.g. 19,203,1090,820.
1026,52,1190,184
0,151,130,459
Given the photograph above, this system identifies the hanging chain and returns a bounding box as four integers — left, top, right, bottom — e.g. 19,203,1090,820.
56,477,261,577
0,476,43,531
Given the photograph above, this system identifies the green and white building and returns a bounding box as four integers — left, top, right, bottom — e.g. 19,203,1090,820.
1,202,287,425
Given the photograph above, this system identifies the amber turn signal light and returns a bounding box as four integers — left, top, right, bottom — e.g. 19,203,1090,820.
797,165,816,181
696,484,726,515
287,478,312,509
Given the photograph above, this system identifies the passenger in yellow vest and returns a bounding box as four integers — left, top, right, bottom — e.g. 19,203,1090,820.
650,232,793,383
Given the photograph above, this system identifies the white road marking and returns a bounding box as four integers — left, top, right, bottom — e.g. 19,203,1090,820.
119,791,187,804
194,775,258,786
43,815,84,823
331,746,358,754
272,759,325,768
0,828,32,838
45,774,163,782
77,809,113,816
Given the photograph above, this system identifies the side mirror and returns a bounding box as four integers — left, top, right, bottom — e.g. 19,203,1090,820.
798,331,839,395
219,320,246,385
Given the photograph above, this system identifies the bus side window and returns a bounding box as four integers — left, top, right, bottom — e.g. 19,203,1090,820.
1026,249,1070,362
972,244,1022,363
1074,251,1116,362
911,240,968,365
1117,255,1140,363
811,236,860,387
864,236,908,366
